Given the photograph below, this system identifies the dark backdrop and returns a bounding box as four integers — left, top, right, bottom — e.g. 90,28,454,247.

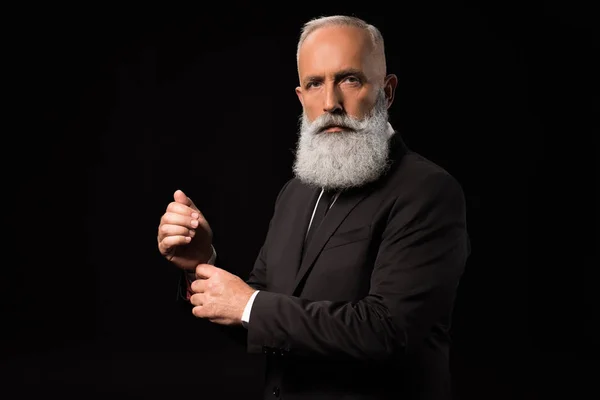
2,2,595,399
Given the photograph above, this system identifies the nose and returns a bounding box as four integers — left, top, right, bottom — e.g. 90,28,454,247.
323,84,343,114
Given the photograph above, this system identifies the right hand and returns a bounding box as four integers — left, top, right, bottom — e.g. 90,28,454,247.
158,189,213,271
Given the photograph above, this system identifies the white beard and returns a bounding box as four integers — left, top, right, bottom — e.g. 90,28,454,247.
292,90,392,191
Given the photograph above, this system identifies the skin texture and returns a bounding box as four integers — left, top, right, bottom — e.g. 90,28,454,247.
157,190,213,271
295,25,398,131
157,190,254,326
158,24,399,326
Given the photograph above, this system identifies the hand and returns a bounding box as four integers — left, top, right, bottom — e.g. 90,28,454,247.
158,189,213,271
189,264,256,326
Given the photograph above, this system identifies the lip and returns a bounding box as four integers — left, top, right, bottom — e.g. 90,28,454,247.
321,125,345,133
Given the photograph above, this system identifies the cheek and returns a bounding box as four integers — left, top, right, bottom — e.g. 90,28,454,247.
341,86,374,113
302,101,323,120
346,97,375,119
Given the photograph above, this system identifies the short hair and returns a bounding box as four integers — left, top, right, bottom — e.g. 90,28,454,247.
296,15,386,72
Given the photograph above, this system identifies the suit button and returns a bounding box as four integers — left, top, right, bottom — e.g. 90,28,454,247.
272,386,280,397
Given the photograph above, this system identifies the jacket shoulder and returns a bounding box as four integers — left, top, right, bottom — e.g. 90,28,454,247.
384,150,465,205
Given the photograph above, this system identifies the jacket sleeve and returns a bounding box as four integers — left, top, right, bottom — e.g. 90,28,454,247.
245,178,294,291
246,172,470,360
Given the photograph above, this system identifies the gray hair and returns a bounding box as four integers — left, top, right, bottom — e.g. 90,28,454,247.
296,15,386,68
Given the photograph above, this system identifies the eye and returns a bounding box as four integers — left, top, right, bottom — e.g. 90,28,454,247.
344,76,360,84
306,81,321,89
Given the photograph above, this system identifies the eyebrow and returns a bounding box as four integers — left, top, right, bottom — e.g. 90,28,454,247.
303,68,367,85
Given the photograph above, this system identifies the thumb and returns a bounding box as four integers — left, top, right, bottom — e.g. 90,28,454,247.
173,189,198,210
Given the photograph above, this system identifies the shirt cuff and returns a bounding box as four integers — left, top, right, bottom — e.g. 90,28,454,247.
241,290,260,328
185,245,217,299
185,245,217,282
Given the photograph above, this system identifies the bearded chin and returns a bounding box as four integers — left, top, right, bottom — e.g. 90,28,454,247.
292,92,392,191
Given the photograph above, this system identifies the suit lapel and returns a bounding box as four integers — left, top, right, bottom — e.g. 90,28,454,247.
284,132,408,296
288,186,373,295
282,185,320,292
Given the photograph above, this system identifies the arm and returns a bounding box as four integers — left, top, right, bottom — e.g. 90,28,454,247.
245,244,268,291
246,173,470,360
191,180,293,343
182,180,293,314
241,182,292,324
180,179,292,299
180,245,218,301
245,178,294,292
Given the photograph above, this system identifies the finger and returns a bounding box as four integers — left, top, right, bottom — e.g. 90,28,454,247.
158,224,195,240
192,305,215,320
189,293,203,307
166,201,201,219
160,212,199,231
190,279,205,293
174,189,199,211
195,263,217,279
159,235,192,253
192,305,205,318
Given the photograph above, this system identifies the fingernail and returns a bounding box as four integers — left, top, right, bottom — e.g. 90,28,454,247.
191,212,199,219
191,220,199,228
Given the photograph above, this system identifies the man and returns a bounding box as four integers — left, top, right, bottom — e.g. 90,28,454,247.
157,15,470,399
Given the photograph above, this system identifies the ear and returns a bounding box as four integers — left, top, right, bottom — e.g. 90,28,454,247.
383,74,398,109
295,86,304,106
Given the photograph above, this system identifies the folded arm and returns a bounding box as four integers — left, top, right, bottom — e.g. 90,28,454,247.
246,173,470,361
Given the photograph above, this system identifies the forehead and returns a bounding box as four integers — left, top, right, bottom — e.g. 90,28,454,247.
298,25,374,78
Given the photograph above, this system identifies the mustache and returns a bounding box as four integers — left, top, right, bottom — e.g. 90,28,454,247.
303,113,364,134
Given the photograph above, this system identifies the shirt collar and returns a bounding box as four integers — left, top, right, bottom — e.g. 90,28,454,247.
387,122,395,137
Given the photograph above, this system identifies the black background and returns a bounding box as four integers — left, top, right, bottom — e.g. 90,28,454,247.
1,1,595,399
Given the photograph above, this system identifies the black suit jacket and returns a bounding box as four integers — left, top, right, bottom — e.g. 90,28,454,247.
244,133,470,399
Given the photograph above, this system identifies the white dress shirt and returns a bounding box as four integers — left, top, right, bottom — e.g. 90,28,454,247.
190,123,395,328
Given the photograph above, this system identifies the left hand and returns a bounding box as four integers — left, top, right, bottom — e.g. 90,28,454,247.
189,264,256,326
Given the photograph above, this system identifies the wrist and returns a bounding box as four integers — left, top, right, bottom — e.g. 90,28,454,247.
185,245,216,281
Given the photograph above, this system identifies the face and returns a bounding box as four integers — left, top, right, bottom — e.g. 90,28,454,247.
292,25,399,191
295,25,397,129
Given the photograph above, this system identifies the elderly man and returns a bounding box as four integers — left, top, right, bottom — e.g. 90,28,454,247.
157,15,470,400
